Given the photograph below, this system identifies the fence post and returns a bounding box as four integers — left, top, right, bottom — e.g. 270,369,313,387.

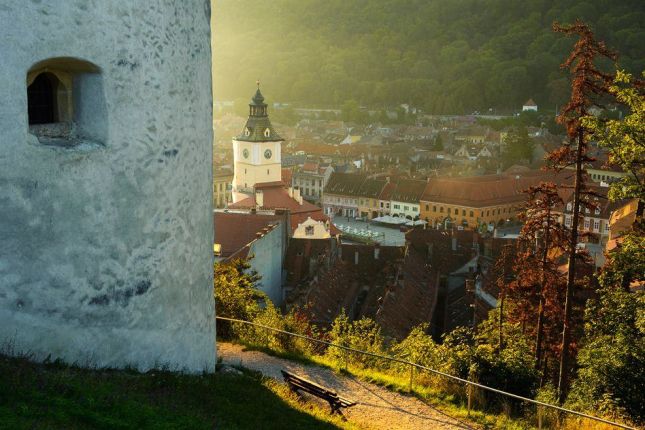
467,382,472,416
537,405,542,430
408,364,414,392
343,347,348,372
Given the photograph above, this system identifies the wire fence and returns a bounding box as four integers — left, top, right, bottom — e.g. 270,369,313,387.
216,316,637,430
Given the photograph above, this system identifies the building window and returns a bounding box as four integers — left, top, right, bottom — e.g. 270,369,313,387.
567,202,572,211
305,225,314,236
565,215,571,227
425,204,429,211
440,207,444,213
462,209,466,216
267,169,270,175
604,222,610,232
584,219,590,230
26,57,104,146
433,205,437,212
470,211,474,217
404,205,409,211
394,204,400,209
454,208,458,215
594,220,600,231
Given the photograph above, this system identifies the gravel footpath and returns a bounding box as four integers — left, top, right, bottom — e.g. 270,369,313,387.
218,342,478,430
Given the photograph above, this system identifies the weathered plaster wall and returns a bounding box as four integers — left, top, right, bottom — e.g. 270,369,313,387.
248,222,285,306
0,0,215,372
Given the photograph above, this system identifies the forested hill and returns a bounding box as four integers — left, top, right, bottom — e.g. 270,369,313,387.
212,0,644,114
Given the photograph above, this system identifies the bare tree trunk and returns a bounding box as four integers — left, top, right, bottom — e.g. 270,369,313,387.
558,130,583,403
535,218,550,369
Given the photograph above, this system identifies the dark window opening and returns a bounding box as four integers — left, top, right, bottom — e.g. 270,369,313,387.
28,73,58,125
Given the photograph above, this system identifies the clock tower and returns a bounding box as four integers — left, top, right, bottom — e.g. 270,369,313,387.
232,83,283,203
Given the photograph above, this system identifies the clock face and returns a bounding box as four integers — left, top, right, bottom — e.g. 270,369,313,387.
264,149,272,159
242,149,249,159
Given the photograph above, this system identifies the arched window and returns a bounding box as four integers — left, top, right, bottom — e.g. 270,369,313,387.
26,57,105,146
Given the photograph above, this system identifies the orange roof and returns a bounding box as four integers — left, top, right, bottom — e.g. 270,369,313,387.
421,172,571,207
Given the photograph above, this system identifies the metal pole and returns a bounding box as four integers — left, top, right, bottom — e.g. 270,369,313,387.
409,363,414,392
467,382,472,416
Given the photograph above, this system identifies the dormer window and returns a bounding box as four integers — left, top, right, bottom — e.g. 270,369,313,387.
245,127,251,137
26,57,105,147
264,128,271,138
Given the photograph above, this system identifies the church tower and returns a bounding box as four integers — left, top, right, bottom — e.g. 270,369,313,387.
232,84,284,203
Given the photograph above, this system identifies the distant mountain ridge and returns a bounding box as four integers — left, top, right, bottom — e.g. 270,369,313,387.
213,0,644,113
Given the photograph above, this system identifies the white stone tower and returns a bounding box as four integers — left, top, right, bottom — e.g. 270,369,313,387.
232,84,284,202
0,1,215,372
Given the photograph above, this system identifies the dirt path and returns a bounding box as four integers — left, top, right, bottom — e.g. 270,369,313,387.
218,342,478,430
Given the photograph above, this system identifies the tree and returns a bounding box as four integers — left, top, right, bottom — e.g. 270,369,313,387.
214,259,265,335
566,287,645,424
515,183,569,375
550,21,616,401
502,126,535,167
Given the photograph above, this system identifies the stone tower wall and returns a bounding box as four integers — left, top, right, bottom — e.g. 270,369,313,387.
0,1,215,372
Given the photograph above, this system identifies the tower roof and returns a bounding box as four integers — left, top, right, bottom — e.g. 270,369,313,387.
235,83,283,142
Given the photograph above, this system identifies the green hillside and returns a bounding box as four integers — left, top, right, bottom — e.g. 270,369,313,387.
212,0,644,113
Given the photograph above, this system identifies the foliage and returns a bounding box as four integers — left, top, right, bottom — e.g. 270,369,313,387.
502,126,536,167
214,259,265,336
582,70,644,201
566,288,645,425
213,0,644,113
473,310,540,400
325,311,386,369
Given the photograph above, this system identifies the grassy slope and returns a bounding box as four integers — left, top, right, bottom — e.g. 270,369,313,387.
0,354,357,430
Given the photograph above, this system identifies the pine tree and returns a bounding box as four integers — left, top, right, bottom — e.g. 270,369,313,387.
550,21,617,402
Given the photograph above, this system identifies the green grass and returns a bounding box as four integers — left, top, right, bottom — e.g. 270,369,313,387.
0,353,358,430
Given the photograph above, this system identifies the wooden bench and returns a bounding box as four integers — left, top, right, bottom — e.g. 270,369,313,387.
281,369,357,415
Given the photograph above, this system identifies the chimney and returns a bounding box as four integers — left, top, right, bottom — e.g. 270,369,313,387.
354,250,359,265
293,187,303,205
255,189,264,208
288,187,294,198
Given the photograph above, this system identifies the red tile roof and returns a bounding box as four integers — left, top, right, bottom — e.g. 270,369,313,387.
227,184,336,235
421,172,572,207
214,211,285,259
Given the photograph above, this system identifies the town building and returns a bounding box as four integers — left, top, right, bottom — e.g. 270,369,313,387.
229,86,335,239
322,172,366,218
213,167,233,208
522,98,538,112
557,185,623,248
389,179,426,220
214,210,289,305
292,162,334,203
232,85,284,202
420,173,561,228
